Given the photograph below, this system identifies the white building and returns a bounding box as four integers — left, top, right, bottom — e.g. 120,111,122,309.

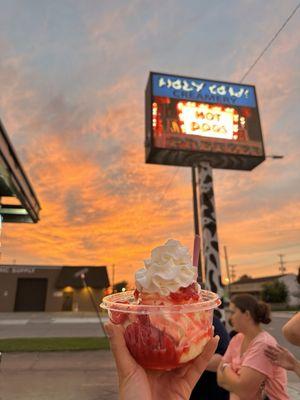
229,273,300,307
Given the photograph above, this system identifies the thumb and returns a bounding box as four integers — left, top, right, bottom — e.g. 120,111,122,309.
105,322,137,376
186,335,220,387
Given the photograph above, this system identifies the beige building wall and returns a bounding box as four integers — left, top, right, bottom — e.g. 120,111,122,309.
0,267,61,312
0,266,107,312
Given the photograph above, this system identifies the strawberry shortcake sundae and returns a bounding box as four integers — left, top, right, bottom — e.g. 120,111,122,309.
101,239,220,370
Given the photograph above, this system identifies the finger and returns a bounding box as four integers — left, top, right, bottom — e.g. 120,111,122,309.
276,344,287,352
264,351,277,361
105,322,138,376
264,347,278,355
276,346,293,359
264,349,273,357
185,336,219,387
264,348,278,357
265,347,280,356
172,363,190,378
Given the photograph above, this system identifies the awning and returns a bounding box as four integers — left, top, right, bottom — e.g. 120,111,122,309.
56,266,110,289
0,119,41,223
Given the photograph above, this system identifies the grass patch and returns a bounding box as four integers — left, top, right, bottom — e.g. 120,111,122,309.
0,337,110,353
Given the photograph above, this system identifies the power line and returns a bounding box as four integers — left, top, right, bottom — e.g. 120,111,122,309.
219,251,300,270
157,168,179,204
223,259,300,268
220,246,300,265
286,259,300,264
272,243,300,251
149,3,300,214
240,3,300,82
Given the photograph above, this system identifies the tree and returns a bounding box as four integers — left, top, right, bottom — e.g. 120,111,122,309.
261,280,289,303
113,280,128,293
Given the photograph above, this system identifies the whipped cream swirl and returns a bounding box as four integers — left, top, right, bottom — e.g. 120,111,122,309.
135,239,198,296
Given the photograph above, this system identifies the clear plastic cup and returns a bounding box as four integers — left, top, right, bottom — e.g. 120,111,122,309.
101,289,221,370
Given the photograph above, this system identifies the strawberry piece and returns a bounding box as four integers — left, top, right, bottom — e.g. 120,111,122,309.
137,313,150,325
124,321,180,370
133,289,139,300
169,283,199,303
109,301,129,325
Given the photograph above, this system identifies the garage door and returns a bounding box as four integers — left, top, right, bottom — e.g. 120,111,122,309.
14,278,48,311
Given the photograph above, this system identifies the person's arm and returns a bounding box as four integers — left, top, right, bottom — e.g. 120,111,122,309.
293,360,300,377
216,361,231,390
217,364,266,399
265,344,300,378
205,316,229,372
206,353,222,372
282,312,300,346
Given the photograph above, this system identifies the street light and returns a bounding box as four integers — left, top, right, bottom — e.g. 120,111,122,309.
74,268,107,337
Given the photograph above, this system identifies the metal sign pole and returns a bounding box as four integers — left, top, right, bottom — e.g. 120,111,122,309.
191,166,203,283
198,162,225,322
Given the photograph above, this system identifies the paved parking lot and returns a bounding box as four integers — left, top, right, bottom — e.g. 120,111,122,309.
0,350,118,400
1,350,299,400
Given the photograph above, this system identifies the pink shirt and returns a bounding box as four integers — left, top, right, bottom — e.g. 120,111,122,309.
223,331,289,400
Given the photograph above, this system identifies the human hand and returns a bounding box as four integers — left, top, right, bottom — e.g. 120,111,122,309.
264,344,297,371
105,322,219,400
217,360,231,386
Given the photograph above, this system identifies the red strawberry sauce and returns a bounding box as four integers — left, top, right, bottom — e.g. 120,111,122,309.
124,320,183,370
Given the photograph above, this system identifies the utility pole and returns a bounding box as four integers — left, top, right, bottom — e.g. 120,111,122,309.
230,264,236,282
224,246,231,296
112,264,115,293
278,254,286,275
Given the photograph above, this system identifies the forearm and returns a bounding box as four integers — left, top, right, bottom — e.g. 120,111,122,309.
206,354,222,372
293,359,300,378
217,366,239,392
282,313,300,346
220,367,248,398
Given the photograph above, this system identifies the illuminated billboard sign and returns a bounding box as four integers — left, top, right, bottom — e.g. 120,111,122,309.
145,72,265,170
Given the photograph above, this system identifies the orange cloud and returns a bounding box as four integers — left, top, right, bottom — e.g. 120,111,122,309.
0,4,299,290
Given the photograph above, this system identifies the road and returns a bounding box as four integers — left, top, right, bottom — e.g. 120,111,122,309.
0,312,106,339
1,311,299,359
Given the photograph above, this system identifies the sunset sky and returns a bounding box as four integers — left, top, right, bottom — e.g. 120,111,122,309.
0,0,299,288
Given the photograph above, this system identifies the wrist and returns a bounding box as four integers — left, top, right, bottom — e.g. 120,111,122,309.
221,362,230,373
